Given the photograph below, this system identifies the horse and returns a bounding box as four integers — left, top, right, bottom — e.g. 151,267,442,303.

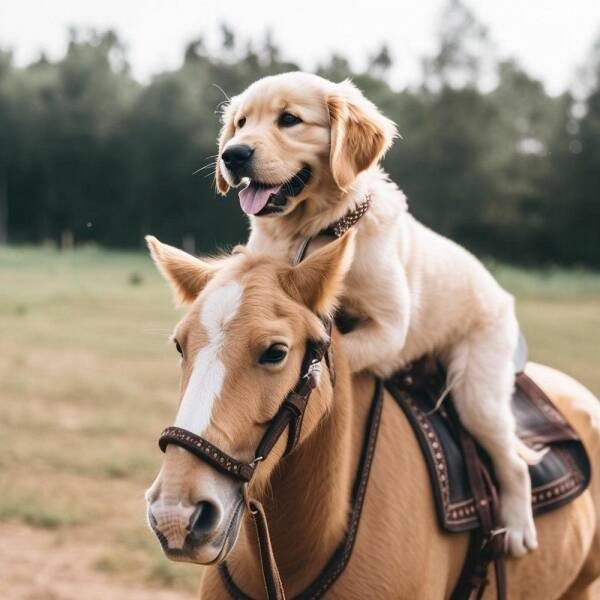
144,233,600,599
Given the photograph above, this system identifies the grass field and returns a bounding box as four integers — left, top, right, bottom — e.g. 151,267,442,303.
1,246,599,599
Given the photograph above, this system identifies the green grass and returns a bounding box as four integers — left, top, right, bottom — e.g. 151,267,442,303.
488,263,600,393
0,244,197,592
489,261,600,299
0,493,84,529
0,245,598,593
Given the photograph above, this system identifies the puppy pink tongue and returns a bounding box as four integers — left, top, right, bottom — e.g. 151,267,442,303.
239,184,281,215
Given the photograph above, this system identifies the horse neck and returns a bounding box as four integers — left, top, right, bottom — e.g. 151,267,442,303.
226,343,363,596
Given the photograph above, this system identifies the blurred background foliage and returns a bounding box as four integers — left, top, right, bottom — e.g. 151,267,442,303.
1,0,599,266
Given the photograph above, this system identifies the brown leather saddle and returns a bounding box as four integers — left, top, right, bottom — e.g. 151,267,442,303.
385,354,591,535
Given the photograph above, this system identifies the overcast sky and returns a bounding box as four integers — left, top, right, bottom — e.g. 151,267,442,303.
1,1,599,95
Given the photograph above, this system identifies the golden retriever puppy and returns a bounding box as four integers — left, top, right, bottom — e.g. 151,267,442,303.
215,71,538,557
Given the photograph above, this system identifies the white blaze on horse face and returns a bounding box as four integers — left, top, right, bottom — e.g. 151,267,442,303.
174,281,243,434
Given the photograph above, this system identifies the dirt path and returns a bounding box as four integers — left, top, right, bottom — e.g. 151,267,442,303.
0,523,196,600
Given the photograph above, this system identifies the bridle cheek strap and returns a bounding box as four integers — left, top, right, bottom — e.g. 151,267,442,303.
256,356,324,460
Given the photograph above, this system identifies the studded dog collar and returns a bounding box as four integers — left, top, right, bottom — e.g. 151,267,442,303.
293,194,372,265
322,193,372,238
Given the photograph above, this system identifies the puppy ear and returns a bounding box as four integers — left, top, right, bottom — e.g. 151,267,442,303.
280,231,356,318
145,236,217,304
215,98,239,195
328,80,397,191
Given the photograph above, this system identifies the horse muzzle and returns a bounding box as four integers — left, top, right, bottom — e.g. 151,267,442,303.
145,447,245,564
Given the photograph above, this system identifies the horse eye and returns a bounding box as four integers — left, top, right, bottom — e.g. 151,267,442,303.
278,112,302,127
174,340,183,356
237,116,246,128
259,344,288,365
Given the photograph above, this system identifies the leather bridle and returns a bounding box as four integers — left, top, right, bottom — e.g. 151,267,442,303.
158,327,333,600
159,333,332,485
158,314,386,600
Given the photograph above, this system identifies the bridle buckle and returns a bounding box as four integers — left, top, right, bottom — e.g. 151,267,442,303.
304,361,322,389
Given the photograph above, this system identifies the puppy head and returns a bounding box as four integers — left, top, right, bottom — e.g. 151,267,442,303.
216,73,397,218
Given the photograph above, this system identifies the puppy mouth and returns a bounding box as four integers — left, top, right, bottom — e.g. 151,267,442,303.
238,166,311,216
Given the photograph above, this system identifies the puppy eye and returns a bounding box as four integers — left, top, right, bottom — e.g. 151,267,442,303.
174,339,183,356
259,344,288,365
237,117,246,128
278,112,302,128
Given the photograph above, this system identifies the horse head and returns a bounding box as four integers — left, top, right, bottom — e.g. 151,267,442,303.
144,233,354,565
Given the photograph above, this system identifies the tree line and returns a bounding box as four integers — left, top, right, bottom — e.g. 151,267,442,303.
1,1,599,266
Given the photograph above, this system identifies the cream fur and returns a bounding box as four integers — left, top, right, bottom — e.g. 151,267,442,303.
219,72,539,556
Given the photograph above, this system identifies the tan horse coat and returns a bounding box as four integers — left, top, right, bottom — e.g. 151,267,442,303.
199,354,600,599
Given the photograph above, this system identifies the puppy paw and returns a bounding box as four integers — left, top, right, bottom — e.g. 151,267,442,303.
501,495,538,557
504,522,538,557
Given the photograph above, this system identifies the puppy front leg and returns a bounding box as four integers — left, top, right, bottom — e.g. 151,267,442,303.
340,268,411,377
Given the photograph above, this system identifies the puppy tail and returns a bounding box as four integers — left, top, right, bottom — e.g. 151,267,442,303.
426,362,463,416
515,438,548,465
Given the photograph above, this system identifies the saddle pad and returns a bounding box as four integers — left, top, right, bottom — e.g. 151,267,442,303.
385,360,591,533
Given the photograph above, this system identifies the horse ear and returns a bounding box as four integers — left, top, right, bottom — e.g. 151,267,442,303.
328,80,397,191
280,231,356,318
145,236,216,304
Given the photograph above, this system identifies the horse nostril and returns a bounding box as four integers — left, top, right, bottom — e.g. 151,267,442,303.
188,501,219,539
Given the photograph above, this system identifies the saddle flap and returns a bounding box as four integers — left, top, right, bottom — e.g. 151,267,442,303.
386,361,591,533
513,375,580,446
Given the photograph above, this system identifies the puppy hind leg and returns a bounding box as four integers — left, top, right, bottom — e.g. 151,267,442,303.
446,314,538,557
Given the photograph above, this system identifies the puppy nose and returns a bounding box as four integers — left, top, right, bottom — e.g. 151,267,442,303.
222,144,254,174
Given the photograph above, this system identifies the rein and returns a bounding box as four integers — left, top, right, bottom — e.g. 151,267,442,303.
219,380,384,600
